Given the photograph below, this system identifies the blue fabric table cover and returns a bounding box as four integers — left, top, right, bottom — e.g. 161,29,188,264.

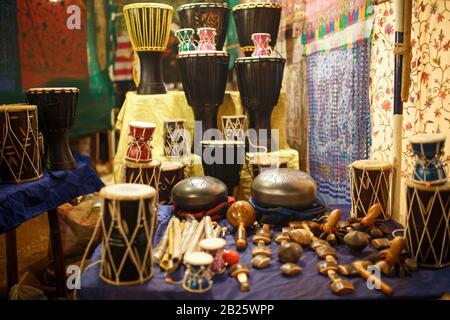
78,205,450,300
0,164,104,234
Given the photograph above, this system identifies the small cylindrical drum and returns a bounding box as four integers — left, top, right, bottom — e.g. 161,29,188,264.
201,140,246,196
199,238,226,275
349,160,392,221
0,104,43,183
409,134,448,185
124,159,161,196
99,183,157,285
405,180,450,268
178,2,230,50
221,115,247,142
175,28,196,53
26,87,78,171
177,51,229,135
159,161,185,205
235,57,285,152
123,3,173,94
233,2,282,56
126,121,156,161
248,154,290,178
182,252,214,293
163,119,190,158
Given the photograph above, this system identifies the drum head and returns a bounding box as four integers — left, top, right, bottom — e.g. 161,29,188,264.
161,161,184,171
123,2,173,11
100,183,156,200
409,133,446,144
184,252,214,266
26,87,79,93
0,104,37,111
128,121,156,129
199,238,226,251
351,159,392,171
125,159,161,169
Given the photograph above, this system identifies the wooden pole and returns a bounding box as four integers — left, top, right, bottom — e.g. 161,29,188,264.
391,0,413,222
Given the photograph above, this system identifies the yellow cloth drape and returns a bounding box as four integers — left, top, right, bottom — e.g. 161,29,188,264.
113,90,299,198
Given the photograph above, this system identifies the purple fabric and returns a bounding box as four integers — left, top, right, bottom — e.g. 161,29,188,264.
77,205,450,300
0,164,104,233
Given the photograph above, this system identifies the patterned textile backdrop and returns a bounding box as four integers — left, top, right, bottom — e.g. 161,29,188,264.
307,40,372,204
276,0,308,170
370,0,450,223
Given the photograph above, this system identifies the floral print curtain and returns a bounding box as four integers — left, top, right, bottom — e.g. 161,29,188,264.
370,0,450,223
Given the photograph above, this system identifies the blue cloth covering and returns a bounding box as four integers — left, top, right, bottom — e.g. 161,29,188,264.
0,164,104,234
78,205,450,300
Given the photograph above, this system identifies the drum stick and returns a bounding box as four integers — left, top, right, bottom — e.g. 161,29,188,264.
204,216,214,239
185,218,205,254
353,261,393,296
160,225,174,272
154,218,174,262
172,218,182,264
181,219,198,255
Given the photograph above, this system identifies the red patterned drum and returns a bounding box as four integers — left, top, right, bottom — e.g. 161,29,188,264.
126,121,156,161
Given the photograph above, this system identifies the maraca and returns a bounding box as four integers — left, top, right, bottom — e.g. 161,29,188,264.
226,201,256,250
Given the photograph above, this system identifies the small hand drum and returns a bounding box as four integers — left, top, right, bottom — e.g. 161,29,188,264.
159,161,184,205
0,104,42,183
408,134,448,185
182,252,214,293
405,180,450,268
349,159,392,221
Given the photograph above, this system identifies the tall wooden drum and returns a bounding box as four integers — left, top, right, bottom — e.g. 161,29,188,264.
99,184,157,285
26,87,78,171
123,3,173,94
349,160,392,221
405,180,450,269
0,104,43,183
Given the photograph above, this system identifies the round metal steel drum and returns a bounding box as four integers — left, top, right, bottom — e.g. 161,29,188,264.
172,176,228,211
251,168,317,210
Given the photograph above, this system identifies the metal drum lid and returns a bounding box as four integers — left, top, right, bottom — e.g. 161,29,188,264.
251,168,317,210
171,176,228,211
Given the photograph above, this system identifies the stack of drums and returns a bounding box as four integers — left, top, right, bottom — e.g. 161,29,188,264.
123,121,161,208
405,134,449,268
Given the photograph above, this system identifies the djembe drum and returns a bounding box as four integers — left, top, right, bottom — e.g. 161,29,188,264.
0,104,42,183
123,3,173,94
349,160,392,221
159,161,185,205
221,115,247,142
405,180,450,268
178,2,229,50
201,140,245,196
26,87,78,171
409,134,448,185
232,2,282,56
99,184,157,285
235,57,285,151
163,119,190,158
177,51,229,136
